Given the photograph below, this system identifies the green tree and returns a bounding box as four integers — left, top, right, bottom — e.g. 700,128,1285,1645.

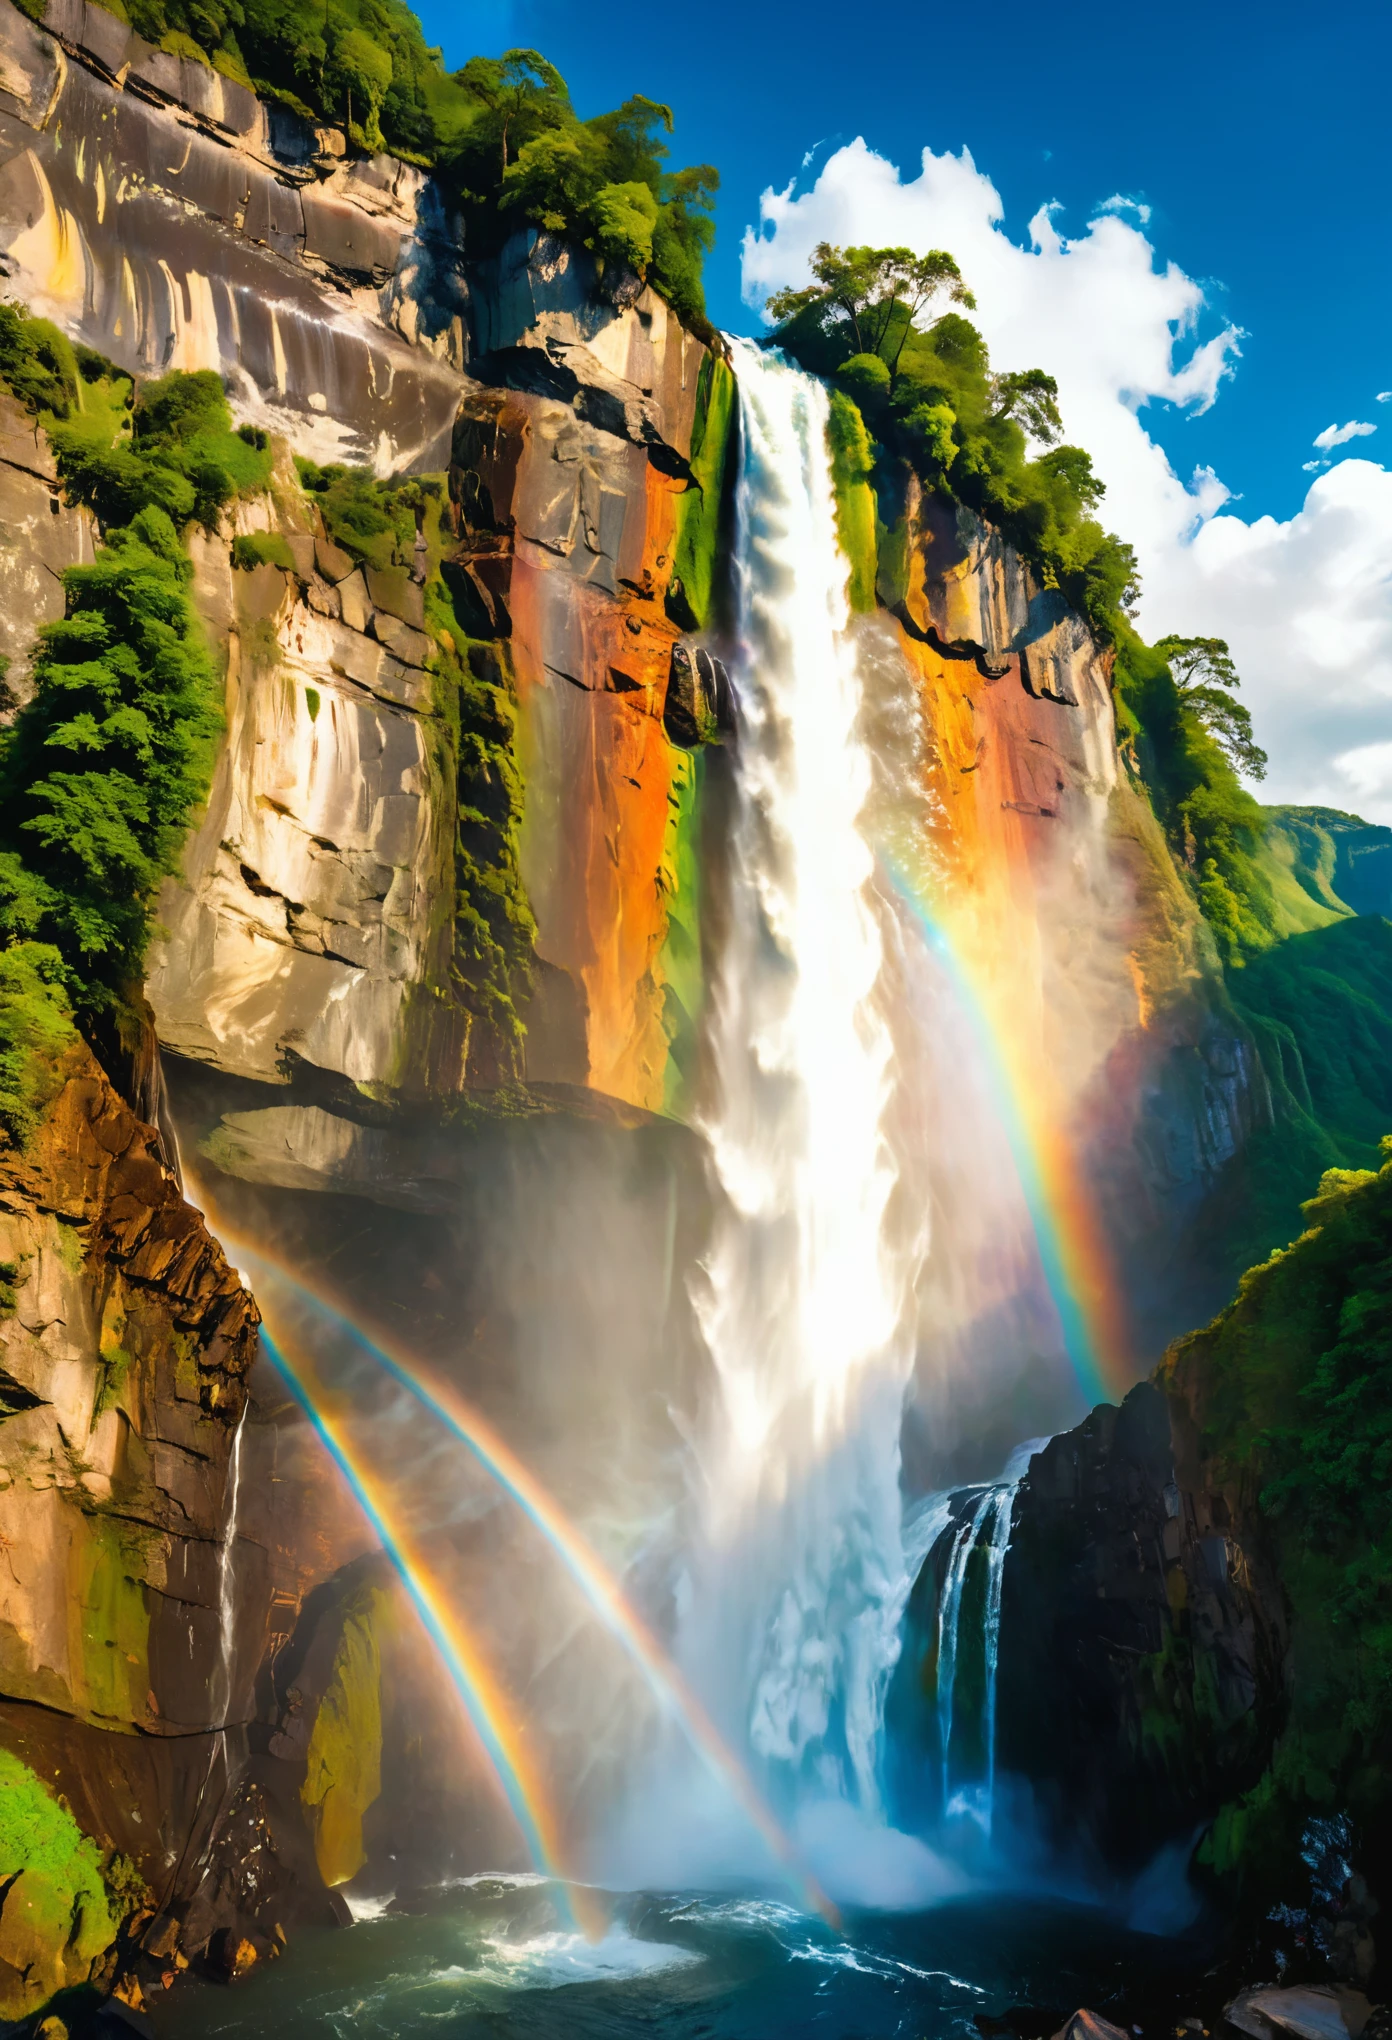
1155,633,1268,781
331,27,394,151
989,367,1064,445
452,48,569,176
766,241,973,372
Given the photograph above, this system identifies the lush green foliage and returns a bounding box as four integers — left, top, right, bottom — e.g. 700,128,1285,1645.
0,504,221,1006
767,243,974,367
296,455,422,572
0,301,84,418
0,309,265,1135
49,369,272,533
0,941,77,1142
1168,1149,1392,1894
826,389,877,614
231,528,295,571
1152,633,1267,780
1218,918,1392,1271
106,0,719,334
768,241,1139,641
668,352,737,631
1114,626,1292,967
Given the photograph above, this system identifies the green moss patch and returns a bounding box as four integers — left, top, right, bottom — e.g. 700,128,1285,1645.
0,1749,136,2020
657,748,703,1119
826,390,877,615
0,942,77,1146
301,1584,389,1888
668,352,736,631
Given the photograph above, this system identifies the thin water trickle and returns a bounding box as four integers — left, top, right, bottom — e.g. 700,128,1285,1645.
215,1405,247,1729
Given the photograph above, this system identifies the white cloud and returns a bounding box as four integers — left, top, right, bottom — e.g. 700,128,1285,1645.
1378,392,1392,403
1314,419,1376,450
740,141,1392,822
1099,193,1152,225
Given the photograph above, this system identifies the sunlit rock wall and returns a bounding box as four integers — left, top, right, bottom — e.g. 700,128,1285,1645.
0,0,710,1118
890,487,1266,1374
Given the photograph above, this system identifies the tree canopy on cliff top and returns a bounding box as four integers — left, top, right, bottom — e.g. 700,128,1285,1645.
767,240,1139,642
96,0,719,335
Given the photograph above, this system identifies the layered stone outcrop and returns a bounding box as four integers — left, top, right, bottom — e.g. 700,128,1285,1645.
0,1042,259,2011
146,495,450,1091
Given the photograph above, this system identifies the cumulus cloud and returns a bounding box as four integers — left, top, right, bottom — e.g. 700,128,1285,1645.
740,141,1392,822
1314,419,1377,450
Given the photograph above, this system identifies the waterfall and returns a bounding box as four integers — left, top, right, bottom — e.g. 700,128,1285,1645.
931,1441,1039,1837
980,1482,1014,1829
215,1405,247,1728
682,339,916,1820
935,1490,995,1820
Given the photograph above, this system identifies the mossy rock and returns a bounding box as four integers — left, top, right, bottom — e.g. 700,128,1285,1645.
301,1585,390,1888
0,1751,129,2021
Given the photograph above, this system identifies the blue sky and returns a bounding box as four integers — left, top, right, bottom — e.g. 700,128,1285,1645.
417,0,1390,527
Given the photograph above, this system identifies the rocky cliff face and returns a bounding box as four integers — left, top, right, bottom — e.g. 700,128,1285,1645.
0,1041,263,2014
884,485,1266,1415
0,0,710,1127
0,1036,452,2008
995,1381,1287,1874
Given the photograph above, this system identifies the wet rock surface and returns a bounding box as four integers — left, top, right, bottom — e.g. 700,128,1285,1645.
997,1383,1287,1872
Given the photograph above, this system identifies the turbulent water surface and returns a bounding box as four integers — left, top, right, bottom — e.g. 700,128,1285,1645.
152,1879,1208,2040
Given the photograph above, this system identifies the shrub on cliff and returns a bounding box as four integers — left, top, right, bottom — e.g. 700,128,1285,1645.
49,367,272,534
1113,627,1304,970
295,456,420,572
0,941,76,1144
0,507,221,1003
0,308,267,1044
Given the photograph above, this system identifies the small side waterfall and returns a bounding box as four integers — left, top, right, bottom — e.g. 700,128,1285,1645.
215,1406,247,1728
925,1440,1041,1838
934,1485,1014,1833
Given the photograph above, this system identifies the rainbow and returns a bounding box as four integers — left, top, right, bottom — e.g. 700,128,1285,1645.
240,1247,839,1928
260,1326,607,1941
880,846,1132,1405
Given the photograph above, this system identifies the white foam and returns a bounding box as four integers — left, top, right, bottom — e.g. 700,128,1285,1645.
342,1890,395,1923
467,1926,703,1989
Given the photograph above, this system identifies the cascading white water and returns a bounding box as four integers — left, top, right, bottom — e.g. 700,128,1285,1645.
931,1436,1040,1837
683,340,918,1819
935,1490,995,1817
